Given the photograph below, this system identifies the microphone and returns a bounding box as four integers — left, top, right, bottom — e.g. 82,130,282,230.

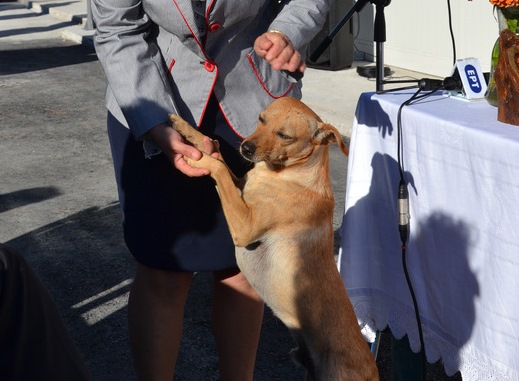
398,180,410,245
418,75,462,91
282,69,304,82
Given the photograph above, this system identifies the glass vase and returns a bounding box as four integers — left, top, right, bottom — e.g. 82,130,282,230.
485,6,519,106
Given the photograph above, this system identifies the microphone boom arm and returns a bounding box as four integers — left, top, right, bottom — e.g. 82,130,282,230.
310,0,412,93
309,0,372,62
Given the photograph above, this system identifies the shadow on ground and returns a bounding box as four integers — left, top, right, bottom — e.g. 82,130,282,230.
5,202,305,380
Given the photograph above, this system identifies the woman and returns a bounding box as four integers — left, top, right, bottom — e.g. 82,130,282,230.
91,0,331,379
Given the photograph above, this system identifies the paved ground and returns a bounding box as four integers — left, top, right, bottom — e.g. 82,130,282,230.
0,2,462,380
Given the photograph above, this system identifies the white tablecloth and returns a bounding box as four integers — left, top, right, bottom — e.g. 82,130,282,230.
338,91,519,380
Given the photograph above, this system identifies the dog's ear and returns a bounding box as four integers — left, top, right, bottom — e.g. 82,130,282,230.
313,122,349,156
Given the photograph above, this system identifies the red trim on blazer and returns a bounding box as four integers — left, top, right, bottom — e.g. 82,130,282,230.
197,67,219,129
205,0,218,47
218,104,245,139
168,59,175,73
218,107,245,139
170,0,219,131
206,0,216,20
247,54,295,99
171,0,207,57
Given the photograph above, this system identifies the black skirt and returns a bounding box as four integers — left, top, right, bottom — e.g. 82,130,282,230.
107,97,252,272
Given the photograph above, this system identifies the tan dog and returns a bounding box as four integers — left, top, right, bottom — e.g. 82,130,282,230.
170,97,379,381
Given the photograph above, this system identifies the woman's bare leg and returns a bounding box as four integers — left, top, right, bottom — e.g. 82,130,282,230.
212,268,264,381
128,263,193,381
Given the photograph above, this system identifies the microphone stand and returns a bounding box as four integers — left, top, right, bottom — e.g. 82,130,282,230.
309,0,371,62
310,0,419,93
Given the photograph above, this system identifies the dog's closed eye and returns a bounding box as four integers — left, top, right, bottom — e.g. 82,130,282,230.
276,130,293,141
276,131,292,140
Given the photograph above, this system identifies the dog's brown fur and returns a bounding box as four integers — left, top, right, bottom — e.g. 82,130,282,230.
170,97,379,380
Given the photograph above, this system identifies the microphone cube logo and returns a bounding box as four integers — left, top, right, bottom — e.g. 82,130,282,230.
464,64,483,94
453,58,487,100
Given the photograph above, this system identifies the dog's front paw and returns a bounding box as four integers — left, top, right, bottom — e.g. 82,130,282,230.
169,114,205,146
169,114,191,134
184,153,220,172
170,114,220,156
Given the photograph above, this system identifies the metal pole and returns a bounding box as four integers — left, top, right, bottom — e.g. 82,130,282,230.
376,41,384,92
373,1,389,92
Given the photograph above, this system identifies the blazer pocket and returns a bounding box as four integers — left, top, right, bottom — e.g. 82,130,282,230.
157,34,176,73
247,50,299,98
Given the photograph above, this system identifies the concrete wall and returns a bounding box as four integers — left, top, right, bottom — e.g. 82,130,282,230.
354,0,498,77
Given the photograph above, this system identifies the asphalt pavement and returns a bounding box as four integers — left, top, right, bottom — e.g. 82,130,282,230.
0,2,460,380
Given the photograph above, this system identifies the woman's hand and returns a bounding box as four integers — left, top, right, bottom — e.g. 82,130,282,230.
146,123,217,177
254,31,305,73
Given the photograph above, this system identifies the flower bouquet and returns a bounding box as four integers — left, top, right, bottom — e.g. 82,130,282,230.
482,0,519,110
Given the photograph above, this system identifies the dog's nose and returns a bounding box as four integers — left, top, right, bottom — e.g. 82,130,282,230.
240,141,256,159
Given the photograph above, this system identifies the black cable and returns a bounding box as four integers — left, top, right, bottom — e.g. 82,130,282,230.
392,4,458,379
396,88,443,381
402,243,426,380
396,88,438,180
396,89,420,180
447,0,456,65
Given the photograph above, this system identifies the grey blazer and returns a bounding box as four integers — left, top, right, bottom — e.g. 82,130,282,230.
92,0,331,139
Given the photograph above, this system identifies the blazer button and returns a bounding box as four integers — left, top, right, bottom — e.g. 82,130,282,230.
204,61,216,72
209,22,220,32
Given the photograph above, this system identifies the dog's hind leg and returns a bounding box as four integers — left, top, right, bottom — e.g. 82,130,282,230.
289,330,317,381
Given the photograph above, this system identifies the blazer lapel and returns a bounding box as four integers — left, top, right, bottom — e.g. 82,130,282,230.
171,0,206,56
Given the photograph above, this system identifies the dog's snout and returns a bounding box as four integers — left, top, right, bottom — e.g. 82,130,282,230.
240,140,256,159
